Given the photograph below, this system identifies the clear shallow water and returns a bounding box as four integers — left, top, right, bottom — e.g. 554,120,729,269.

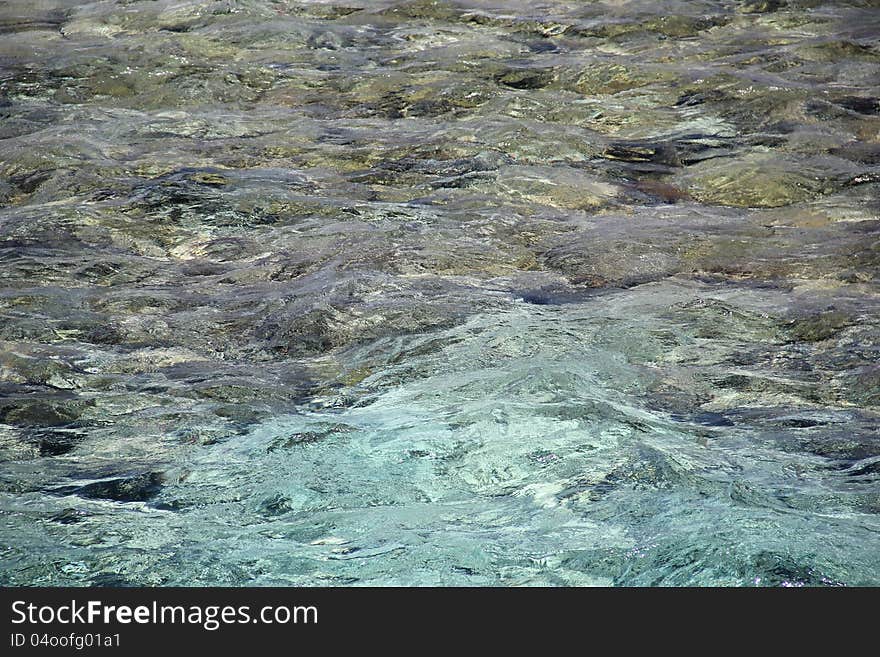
0,1,879,586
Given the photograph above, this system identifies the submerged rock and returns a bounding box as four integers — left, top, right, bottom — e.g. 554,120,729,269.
57,472,165,503
682,154,846,208
489,165,620,210
0,0,878,587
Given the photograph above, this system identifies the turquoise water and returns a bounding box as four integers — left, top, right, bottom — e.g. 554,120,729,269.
1,0,879,586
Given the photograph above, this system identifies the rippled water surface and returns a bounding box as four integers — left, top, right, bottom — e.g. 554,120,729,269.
1,0,879,586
